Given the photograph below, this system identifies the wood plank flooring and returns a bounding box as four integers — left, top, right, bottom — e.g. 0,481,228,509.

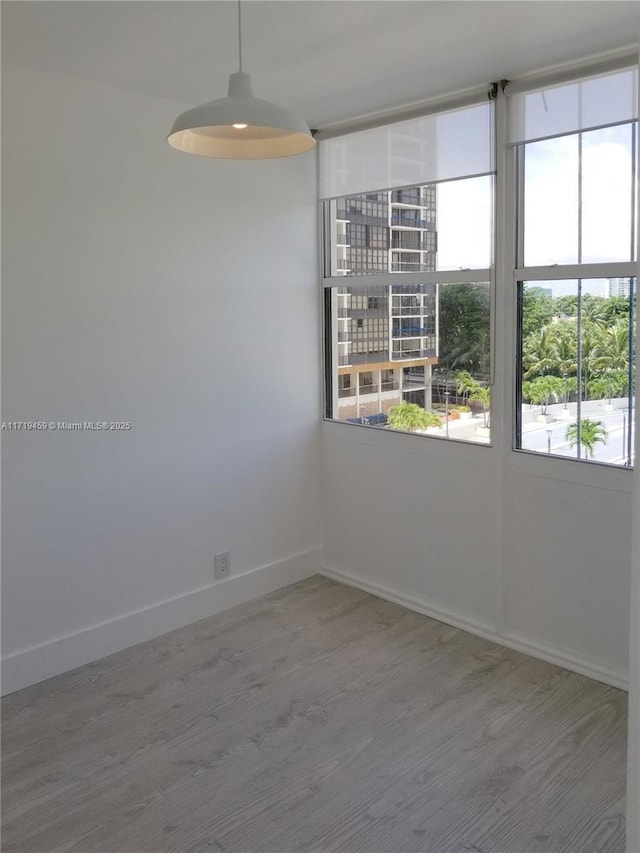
1,576,627,853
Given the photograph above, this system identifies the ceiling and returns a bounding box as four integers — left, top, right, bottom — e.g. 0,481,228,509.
2,1,639,129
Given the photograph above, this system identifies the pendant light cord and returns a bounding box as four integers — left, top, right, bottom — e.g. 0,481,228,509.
237,0,243,72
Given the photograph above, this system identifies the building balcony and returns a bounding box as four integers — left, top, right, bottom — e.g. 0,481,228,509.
403,373,426,386
392,327,433,337
348,352,389,366
337,332,351,342
391,305,423,315
358,385,379,396
391,241,424,251
391,262,429,272
390,191,431,207
391,348,436,360
349,308,388,318
390,215,429,228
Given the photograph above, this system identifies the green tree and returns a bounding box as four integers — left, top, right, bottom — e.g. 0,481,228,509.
565,418,607,459
522,287,554,338
469,385,490,428
579,321,605,401
554,295,578,317
552,321,578,378
455,370,477,404
594,322,631,373
602,295,631,325
590,367,629,401
522,326,560,379
581,295,608,326
438,283,490,377
523,375,564,414
387,402,441,433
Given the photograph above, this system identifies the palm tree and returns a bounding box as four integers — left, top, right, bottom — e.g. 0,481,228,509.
387,402,441,433
579,322,605,402
438,282,490,375
522,326,559,379
455,370,477,405
552,321,578,378
565,418,607,459
469,385,490,428
445,328,490,375
525,375,564,414
581,295,609,326
598,322,631,371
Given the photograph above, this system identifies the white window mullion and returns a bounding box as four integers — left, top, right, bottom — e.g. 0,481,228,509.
323,268,492,289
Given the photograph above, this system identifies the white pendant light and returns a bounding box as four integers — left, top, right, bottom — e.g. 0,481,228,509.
168,1,315,159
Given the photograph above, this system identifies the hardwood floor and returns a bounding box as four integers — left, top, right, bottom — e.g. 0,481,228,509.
1,576,627,853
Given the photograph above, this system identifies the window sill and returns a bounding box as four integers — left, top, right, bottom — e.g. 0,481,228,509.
322,417,494,468
508,448,633,493
322,419,634,494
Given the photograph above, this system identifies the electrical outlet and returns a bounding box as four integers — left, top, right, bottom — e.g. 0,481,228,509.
214,551,230,580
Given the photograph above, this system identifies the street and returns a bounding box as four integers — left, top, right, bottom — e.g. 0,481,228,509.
521,398,634,466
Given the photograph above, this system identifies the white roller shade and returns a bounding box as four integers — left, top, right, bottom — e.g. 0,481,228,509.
509,66,638,145
319,102,494,200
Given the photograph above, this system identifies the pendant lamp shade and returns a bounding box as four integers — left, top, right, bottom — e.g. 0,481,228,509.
168,71,315,159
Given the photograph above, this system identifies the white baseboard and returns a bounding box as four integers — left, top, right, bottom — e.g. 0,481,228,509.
2,547,322,696
321,563,629,692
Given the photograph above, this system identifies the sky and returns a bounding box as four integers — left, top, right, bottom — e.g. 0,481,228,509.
436,122,635,297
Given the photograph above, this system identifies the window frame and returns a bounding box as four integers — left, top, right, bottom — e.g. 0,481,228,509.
509,75,637,470
319,51,638,484
321,171,495,444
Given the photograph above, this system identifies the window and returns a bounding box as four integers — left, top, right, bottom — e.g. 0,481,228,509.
321,100,495,442
321,59,638,467
338,374,353,398
518,280,635,465
511,66,638,467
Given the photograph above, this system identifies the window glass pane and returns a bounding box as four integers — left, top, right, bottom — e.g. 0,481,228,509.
323,97,494,445
582,124,635,263
437,176,493,271
523,136,579,265
517,279,635,467
327,177,493,276
327,282,491,444
522,124,636,266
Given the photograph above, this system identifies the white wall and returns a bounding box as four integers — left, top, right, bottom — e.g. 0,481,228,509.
626,39,640,852
1,64,322,693
322,423,632,688
322,429,498,629
629,374,640,851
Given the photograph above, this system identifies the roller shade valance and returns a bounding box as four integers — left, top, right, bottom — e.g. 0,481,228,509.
319,101,494,200
508,66,638,146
